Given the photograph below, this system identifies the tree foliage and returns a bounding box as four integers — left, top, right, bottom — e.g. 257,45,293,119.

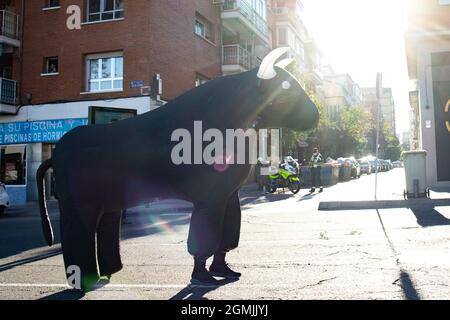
283,64,401,160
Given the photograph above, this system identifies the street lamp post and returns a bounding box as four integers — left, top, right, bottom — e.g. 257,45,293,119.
375,73,382,200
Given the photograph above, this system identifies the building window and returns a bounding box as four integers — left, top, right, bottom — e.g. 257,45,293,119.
195,13,214,42
195,20,206,38
0,145,26,186
253,0,267,20
46,0,60,8
44,57,59,74
87,0,124,22
195,73,209,87
2,66,12,79
86,53,123,92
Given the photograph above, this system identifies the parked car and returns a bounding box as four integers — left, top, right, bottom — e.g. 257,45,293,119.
347,157,361,179
336,158,352,181
358,158,372,175
383,160,391,171
392,161,403,168
369,159,378,173
379,160,386,172
379,159,387,172
0,182,10,216
386,160,393,170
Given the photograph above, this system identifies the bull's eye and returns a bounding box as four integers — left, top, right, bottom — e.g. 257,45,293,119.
282,81,291,90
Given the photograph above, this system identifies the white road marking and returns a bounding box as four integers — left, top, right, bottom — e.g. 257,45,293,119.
0,283,331,289
0,283,69,288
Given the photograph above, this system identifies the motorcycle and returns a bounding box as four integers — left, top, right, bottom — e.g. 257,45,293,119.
264,159,301,194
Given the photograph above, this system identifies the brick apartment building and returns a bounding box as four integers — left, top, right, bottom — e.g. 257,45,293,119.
0,0,318,204
270,0,323,91
361,87,396,137
406,0,450,187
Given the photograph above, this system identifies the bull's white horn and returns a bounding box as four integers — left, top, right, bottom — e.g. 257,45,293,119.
257,47,289,80
275,58,295,69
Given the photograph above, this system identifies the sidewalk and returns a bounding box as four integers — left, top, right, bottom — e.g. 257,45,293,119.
318,168,450,210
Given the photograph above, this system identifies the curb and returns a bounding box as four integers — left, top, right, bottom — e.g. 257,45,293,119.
318,198,450,211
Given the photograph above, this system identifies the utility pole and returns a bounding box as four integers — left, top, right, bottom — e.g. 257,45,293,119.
375,73,382,200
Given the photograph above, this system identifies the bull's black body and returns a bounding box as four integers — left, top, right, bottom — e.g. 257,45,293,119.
37,64,319,290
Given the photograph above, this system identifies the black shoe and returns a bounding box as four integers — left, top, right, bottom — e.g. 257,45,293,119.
191,269,220,286
209,263,241,279
319,187,324,193
309,188,316,193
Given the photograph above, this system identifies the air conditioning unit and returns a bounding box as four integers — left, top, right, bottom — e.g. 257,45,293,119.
141,86,151,96
212,0,224,5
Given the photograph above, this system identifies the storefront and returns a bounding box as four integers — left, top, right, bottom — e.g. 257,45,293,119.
411,44,450,188
0,96,154,205
0,118,88,205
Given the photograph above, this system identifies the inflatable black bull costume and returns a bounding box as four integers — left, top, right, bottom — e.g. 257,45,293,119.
37,48,319,290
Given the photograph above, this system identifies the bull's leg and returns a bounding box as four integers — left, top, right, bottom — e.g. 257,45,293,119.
188,201,226,285
59,201,101,292
97,210,123,279
219,191,242,252
210,191,242,279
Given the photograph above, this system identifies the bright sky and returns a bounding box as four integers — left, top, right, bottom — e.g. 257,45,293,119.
302,0,413,137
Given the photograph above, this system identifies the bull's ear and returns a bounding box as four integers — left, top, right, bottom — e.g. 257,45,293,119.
275,58,295,70
257,47,289,80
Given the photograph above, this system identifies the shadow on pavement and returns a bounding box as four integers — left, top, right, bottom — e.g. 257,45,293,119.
0,210,61,260
0,202,192,261
0,248,61,273
409,206,450,227
297,192,320,202
240,191,298,207
375,209,421,300
40,278,114,300
170,278,239,300
40,289,85,301
398,269,421,300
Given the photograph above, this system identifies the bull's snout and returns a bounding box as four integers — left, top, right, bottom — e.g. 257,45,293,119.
297,101,320,131
282,92,320,132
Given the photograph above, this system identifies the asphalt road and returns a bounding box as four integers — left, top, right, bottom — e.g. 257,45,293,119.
1,168,450,300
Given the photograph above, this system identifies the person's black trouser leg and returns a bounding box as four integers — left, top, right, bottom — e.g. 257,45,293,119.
317,168,323,191
311,168,317,188
317,168,322,188
311,168,323,189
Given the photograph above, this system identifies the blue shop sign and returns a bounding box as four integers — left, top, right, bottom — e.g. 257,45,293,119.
0,118,88,145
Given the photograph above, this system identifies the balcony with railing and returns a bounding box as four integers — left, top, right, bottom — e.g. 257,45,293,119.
221,0,270,43
0,10,19,47
222,44,258,74
0,78,17,114
272,6,307,41
272,6,296,25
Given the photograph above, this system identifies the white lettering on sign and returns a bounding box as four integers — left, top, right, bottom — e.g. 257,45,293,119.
0,119,88,145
